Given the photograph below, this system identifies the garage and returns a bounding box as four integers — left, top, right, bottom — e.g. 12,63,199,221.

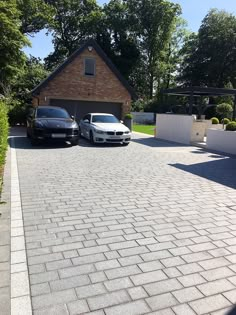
50,99,122,122
32,39,136,117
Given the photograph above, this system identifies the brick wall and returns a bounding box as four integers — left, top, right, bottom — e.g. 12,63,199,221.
33,48,132,118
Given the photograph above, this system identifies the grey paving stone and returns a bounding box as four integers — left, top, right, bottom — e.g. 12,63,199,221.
172,287,203,303
144,278,182,296
197,278,235,296
30,271,59,285
87,290,130,310
67,299,89,314
31,282,51,296
178,274,206,287
50,274,90,291
34,304,69,315
189,294,232,315
105,265,141,280
104,277,133,291
146,293,178,311
105,300,150,315
223,289,236,303
128,286,148,300
131,270,167,286
58,264,95,278
75,283,106,298
32,289,77,309
172,304,196,315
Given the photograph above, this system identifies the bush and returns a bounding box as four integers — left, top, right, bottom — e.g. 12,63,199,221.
216,103,233,119
8,102,28,126
221,118,230,125
124,113,133,119
226,122,236,131
0,101,9,173
211,117,219,124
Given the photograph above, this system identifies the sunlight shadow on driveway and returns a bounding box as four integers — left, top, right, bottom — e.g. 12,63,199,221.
170,158,236,189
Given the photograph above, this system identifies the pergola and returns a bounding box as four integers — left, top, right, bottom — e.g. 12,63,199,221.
162,86,236,119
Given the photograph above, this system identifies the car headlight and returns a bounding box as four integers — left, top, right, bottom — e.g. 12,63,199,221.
124,131,130,134
94,128,104,134
72,122,78,128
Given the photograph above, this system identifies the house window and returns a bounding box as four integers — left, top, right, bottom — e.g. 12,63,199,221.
84,58,95,76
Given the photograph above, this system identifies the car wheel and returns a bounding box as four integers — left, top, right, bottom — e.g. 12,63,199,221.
90,131,94,144
71,139,79,146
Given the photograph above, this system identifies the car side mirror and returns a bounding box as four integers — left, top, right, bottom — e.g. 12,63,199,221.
120,120,124,124
84,119,89,123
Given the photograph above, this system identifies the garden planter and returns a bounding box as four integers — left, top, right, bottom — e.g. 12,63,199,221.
207,128,236,155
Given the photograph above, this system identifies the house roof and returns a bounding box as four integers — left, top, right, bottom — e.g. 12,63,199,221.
32,39,137,99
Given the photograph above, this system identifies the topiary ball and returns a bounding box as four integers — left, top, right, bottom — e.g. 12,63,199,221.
211,117,219,124
226,122,236,131
221,118,230,125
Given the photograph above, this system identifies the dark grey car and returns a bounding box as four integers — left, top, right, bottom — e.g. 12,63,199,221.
26,106,79,146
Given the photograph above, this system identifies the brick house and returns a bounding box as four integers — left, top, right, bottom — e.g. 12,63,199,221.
32,39,136,121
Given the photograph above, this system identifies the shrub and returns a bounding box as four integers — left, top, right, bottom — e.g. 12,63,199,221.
8,102,28,126
226,122,236,131
124,113,133,119
221,118,230,125
211,117,219,124
216,103,233,119
0,101,9,176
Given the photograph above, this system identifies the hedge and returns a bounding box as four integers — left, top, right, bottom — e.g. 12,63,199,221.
0,101,9,176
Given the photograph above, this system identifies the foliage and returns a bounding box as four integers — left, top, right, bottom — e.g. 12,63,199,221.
0,101,9,171
226,122,236,131
127,0,181,98
17,0,55,34
45,0,103,70
221,118,230,125
179,9,236,87
124,113,133,119
216,103,233,119
131,99,145,112
211,117,219,124
0,0,30,91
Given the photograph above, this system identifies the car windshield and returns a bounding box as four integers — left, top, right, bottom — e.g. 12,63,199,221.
36,108,70,119
92,115,119,123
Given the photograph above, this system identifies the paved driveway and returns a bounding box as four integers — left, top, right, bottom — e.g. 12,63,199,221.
13,129,236,315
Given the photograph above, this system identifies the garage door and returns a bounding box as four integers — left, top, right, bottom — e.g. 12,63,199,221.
50,99,122,122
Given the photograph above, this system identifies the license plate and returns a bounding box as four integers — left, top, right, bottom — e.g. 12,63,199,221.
51,134,66,138
109,136,120,139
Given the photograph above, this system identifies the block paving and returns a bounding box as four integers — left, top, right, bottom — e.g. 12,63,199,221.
11,130,236,314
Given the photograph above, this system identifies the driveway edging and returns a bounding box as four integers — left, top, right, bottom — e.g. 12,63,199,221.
10,138,32,315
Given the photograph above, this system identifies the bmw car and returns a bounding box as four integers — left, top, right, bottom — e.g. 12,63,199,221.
26,106,79,146
79,113,131,145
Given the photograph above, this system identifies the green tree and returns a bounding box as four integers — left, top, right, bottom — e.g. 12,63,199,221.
0,0,30,92
179,9,236,88
45,0,102,70
127,0,181,98
17,0,55,35
216,103,233,128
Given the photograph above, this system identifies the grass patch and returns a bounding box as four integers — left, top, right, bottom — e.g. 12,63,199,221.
133,124,155,135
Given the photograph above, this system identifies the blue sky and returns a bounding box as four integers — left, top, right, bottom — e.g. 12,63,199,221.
23,0,236,59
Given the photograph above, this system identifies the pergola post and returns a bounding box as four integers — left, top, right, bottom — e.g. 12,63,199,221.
189,90,193,115
233,95,236,121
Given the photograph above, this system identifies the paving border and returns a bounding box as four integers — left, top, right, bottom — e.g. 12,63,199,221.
10,138,32,315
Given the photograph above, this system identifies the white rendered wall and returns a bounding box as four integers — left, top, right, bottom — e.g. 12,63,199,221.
207,129,236,155
156,114,194,144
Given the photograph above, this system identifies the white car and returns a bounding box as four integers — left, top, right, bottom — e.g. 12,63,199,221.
79,113,131,145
